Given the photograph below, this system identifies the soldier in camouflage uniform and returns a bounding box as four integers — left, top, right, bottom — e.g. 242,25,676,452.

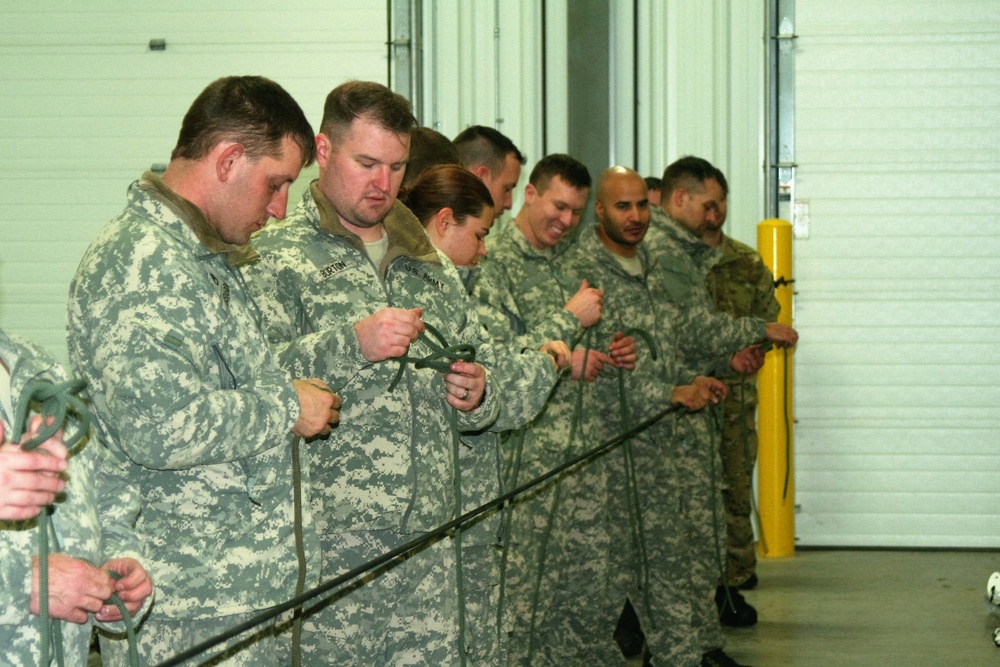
405,163,572,665
0,329,153,667
645,156,798,666
245,82,500,666
702,171,781,595
67,77,340,666
453,125,527,222
559,167,734,667
472,155,639,666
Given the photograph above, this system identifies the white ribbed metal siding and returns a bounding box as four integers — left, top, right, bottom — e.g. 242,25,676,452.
792,0,1000,547
0,1,387,363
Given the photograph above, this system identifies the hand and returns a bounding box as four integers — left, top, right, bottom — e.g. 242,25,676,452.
95,557,153,622
608,332,637,370
730,344,765,374
539,340,572,371
444,361,487,412
671,376,726,411
0,418,69,521
570,348,614,382
693,376,727,402
31,554,113,624
765,322,798,348
355,308,424,362
291,379,342,438
563,280,604,328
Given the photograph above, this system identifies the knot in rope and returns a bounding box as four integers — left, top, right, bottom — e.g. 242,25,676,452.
12,378,90,451
387,322,477,392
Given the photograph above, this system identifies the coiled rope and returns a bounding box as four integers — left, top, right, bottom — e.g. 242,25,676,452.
11,378,139,667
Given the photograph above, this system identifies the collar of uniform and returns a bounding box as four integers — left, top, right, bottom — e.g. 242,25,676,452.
309,180,440,272
650,206,721,269
138,172,259,268
507,217,576,261
580,224,652,280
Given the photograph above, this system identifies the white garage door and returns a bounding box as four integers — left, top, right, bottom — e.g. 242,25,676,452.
0,1,388,362
791,0,1000,547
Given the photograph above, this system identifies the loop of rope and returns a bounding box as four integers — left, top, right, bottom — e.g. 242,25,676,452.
11,377,138,667
386,322,476,393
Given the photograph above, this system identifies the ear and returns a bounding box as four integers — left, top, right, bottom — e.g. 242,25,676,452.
523,182,537,205
433,207,455,237
670,187,687,210
215,143,244,183
594,200,605,222
315,133,332,169
473,165,491,182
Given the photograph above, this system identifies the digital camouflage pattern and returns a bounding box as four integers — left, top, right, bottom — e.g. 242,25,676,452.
472,220,583,350
705,234,780,586
455,264,560,666
244,182,500,666
646,206,766,377
472,223,616,665
0,330,147,666
563,228,732,666
67,174,317,637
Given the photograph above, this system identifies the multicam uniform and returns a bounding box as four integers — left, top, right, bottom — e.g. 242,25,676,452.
705,234,780,587
473,222,613,666
67,173,317,666
0,330,147,667
245,182,500,666
644,206,768,661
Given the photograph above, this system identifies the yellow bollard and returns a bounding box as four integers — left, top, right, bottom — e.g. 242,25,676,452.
756,219,795,558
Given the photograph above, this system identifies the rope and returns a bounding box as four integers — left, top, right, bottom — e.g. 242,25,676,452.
384,321,474,666
11,378,86,667
386,322,476,392
290,436,306,667
153,391,680,667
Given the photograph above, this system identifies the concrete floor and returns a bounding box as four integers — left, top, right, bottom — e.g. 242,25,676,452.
722,549,1000,666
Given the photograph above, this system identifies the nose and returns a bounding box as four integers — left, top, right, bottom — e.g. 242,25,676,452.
373,165,392,192
478,240,488,258
503,191,513,211
267,187,289,220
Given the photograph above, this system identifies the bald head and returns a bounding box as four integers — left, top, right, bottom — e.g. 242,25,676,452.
594,166,650,257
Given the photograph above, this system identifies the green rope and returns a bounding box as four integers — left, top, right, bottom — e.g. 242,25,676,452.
11,378,141,667
12,378,89,667
383,321,474,666
525,329,594,663
291,436,306,667
154,399,680,667
386,322,476,392
615,327,659,622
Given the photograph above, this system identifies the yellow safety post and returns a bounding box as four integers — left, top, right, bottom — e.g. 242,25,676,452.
757,219,795,558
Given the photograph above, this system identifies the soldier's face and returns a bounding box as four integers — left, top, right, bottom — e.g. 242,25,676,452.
676,177,724,235
522,176,589,250
436,206,494,267
596,173,650,254
704,196,729,232
317,115,409,233
480,153,522,218
215,135,303,245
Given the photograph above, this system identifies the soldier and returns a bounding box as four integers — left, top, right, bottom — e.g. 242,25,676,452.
1,329,153,666
471,154,638,665
454,125,527,220
67,76,340,666
405,163,572,665
701,168,781,605
245,81,498,666
644,156,798,666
